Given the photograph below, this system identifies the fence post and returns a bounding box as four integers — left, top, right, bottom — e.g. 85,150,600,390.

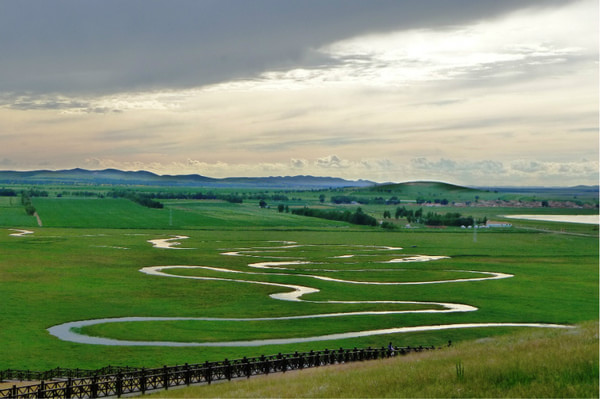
66,377,73,399
260,355,268,375
275,353,282,373
37,380,45,399
90,375,98,399
224,359,232,381
281,355,288,373
140,368,146,395
12,385,17,399
185,363,191,386
203,361,212,385
242,357,251,379
163,365,169,390
116,372,122,398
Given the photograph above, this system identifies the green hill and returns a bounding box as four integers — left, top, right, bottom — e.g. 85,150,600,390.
376,181,475,191
353,180,493,204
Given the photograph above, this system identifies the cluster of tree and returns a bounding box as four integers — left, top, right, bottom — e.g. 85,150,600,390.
247,193,289,202
330,195,364,204
394,206,423,221
114,190,294,204
0,188,17,196
371,196,401,205
380,221,396,230
107,189,164,209
138,191,243,203
57,191,103,198
416,198,450,205
292,207,377,227
330,195,401,205
421,211,476,227
22,189,49,197
21,192,36,215
393,207,485,226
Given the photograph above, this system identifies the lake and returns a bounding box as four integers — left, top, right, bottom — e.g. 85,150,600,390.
502,214,599,224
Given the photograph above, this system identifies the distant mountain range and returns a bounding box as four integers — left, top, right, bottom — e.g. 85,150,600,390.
0,169,597,195
0,168,376,189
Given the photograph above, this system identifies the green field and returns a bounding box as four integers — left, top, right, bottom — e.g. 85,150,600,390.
0,184,597,372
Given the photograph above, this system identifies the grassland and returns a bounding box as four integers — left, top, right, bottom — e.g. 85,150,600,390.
0,182,597,378
146,321,598,398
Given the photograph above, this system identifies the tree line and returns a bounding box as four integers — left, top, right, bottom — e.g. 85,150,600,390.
292,207,377,227
107,189,164,209
393,206,486,226
0,188,49,198
21,192,36,215
122,191,291,204
330,195,402,205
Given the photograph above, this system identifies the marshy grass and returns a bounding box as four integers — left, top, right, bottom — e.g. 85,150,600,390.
146,321,598,398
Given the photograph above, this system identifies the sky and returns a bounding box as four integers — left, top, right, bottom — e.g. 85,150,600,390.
0,0,598,186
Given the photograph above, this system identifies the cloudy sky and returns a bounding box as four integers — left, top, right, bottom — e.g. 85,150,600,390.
0,0,597,185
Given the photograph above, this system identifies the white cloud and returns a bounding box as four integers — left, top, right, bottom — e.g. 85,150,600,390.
200,0,595,92
290,158,308,169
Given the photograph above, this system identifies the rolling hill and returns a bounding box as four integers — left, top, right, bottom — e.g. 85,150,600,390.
0,169,375,189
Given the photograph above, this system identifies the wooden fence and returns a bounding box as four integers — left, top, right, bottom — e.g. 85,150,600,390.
0,345,436,398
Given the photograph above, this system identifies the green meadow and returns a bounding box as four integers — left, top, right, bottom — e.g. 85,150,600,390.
0,184,597,373
147,321,599,398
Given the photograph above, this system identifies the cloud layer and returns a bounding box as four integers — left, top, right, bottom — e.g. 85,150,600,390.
0,0,571,95
0,0,597,185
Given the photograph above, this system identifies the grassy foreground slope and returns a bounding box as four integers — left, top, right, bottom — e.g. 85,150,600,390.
148,321,599,398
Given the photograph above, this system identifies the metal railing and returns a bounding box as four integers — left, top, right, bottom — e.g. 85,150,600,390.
0,345,436,398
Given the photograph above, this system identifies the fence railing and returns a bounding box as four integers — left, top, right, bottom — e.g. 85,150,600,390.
0,345,436,399
0,367,141,383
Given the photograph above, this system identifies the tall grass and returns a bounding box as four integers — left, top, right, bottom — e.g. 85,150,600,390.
147,321,599,398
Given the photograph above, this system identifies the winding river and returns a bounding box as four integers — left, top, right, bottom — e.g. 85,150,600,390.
47,236,573,346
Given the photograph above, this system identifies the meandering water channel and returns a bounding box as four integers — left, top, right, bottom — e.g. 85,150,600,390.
47,236,573,346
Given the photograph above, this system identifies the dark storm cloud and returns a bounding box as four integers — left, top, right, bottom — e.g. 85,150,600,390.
0,0,573,95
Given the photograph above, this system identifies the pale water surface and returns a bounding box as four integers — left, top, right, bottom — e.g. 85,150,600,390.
502,214,599,224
